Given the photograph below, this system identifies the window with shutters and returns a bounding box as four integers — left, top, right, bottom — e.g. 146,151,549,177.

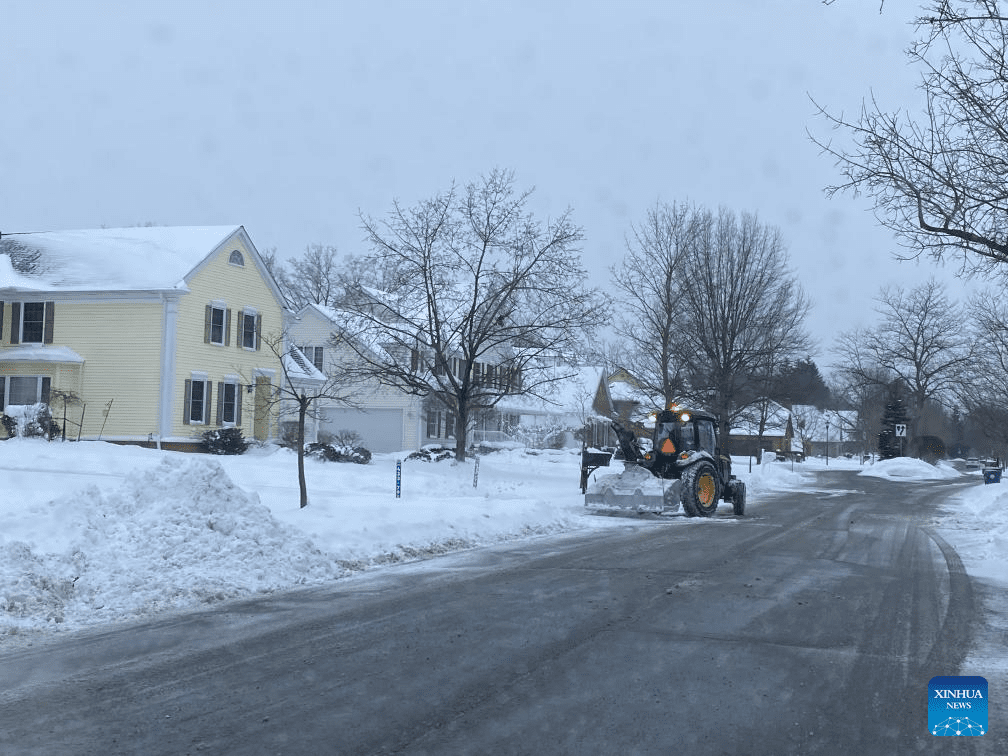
21,303,44,343
189,379,208,423
204,303,233,347
8,301,55,344
209,306,225,345
242,311,256,349
220,382,238,425
237,309,259,350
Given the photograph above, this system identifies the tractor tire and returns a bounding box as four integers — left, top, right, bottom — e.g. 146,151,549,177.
732,481,746,516
681,489,698,517
683,462,720,517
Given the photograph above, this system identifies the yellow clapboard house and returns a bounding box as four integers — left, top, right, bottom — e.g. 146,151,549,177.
0,226,286,450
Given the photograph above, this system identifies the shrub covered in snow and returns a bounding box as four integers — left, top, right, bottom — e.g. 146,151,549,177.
200,427,250,455
1,403,60,440
406,445,455,462
304,442,372,464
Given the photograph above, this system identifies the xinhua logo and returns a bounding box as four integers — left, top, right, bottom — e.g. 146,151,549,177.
929,676,988,736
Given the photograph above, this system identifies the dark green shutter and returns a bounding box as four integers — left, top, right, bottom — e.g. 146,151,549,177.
10,302,20,345
236,311,244,349
255,314,261,350
183,379,191,424
236,387,242,426
204,306,211,343
0,377,5,412
0,301,4,342
216,381,223,424
204,382,212,424
224,309,231,346
43,301,54,344
41,377,51,405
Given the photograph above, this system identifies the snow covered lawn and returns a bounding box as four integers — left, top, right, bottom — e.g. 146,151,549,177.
1,440,1005,639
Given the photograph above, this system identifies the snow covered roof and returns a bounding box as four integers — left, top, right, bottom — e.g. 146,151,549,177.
0,226,243,292
282,347,326,384
296,303,394,363
0,254,42,290
494,366,606,417
730,400,792,437
0,344,84,363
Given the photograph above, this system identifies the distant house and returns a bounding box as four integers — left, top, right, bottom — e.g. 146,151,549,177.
729,400,795,458
792,405,858,457
285,302,425,453
0,226,286,449
579,368,663,449
486,365,607,448
288,300,617,453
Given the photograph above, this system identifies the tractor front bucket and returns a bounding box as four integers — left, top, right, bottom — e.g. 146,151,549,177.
584,464,680,513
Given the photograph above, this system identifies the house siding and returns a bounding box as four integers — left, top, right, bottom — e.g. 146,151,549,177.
61,300,163,438
0,298,163,439
287,307,422,451
170,234,284,441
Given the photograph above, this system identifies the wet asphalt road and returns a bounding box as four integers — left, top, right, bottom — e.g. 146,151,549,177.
0,468,1003,755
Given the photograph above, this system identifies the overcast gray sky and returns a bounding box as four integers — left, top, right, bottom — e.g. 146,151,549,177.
1,1,973,359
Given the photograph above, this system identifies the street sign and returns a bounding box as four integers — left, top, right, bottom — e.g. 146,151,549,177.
895,424,907,437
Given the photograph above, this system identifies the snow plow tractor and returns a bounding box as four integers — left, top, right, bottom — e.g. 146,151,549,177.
581,406,745,517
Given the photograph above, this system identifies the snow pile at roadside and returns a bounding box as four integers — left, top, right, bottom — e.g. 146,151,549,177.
0,456,341,630
0,442,594,634
858,456,961,481
738,458,814,493
938,478,1008,583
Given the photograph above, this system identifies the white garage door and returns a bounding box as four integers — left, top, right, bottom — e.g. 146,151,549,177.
320,408,404,453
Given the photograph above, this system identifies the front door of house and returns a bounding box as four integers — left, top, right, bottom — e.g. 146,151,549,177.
253,376,271,441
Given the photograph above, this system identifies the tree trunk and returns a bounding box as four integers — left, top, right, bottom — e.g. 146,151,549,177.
298,399,308,508
455,405,468,462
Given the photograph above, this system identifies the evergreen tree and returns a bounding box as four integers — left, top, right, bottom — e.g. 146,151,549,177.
773,356,832,408
878,385,909,459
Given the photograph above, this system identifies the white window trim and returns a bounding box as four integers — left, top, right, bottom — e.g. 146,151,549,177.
5,375,46,406
241,308,258,351
18,302,46,345
189,373,209,425
220,380,239,427
209,303,226,346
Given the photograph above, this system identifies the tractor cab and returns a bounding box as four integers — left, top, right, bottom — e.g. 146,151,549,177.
643,407,724,480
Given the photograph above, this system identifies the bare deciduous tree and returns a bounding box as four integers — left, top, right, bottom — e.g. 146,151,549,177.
611,201,694,403
287,244,343,309
262,245,346,311
832,279,972,425
252,330,361,508
347,169,611,461
961,290,1008,459
812,1,1008,275
676,207,811,450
